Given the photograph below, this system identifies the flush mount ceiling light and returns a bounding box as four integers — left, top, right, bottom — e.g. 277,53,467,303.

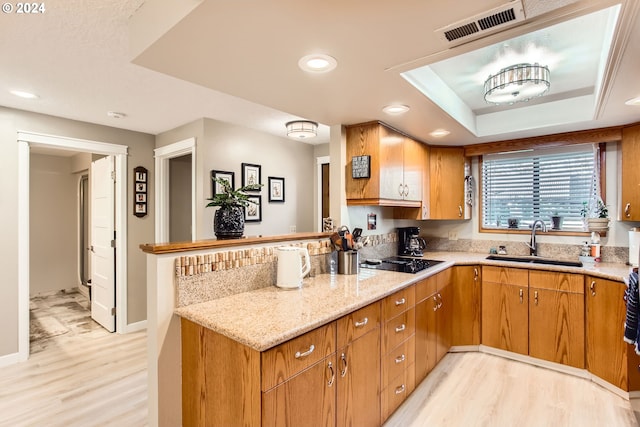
107,111,127,119
429,129,450,138
286,120,318,139
382,104,410,115
625,96,640,106
484,63,550,105
298,54,337,73
10,89,39,99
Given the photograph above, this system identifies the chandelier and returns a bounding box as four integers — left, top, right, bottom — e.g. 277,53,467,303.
484,63,550,105
285,120,318,139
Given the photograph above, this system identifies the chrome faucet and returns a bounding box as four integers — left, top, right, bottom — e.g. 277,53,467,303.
526,219,547,256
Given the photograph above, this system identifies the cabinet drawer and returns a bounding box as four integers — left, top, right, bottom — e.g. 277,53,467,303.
383,287,415,320
381,364,416,422
415,275,437,303
382,335,415,387
337,301,380,349
529,270,583,294
382,308,415,354
261,322,336,391
483,266,528,286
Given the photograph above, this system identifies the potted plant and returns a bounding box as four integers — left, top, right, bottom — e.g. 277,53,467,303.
581,200,609,232
206,177,262,239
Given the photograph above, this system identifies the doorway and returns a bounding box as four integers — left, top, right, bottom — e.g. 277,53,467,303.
17,132,128,363
317,156,330,231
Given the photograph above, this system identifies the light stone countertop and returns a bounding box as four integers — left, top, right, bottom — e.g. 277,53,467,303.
175,251,635,352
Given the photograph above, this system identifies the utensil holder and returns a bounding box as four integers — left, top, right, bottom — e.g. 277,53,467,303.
338,251,359,275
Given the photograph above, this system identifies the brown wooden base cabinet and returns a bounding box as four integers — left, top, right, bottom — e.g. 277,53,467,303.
452,265,481,346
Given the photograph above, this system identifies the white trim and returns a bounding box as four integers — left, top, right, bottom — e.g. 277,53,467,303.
154,138,196,243
124,319,147,333
0,351,22,368
17,132,129,364
316,155,330,232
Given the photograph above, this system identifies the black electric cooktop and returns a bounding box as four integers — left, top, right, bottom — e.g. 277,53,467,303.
360,256,443,274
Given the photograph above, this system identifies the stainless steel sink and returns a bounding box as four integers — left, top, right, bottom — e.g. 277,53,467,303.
486,254,582,267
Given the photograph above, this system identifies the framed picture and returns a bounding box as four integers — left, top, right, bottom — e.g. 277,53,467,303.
136,193,146,203
211,170,235,197
241,163,261,189
268,176,285,202
136,182,146,192
244,195,262,222
135,203,146,215
135,171,147,182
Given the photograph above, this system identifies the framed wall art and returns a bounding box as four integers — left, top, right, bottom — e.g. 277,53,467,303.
268,176,285,202
133,166,148,218
211,170,235,197
241,163,261,189
244,195,262,222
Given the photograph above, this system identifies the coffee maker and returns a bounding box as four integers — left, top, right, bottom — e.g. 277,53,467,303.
398,226,426,257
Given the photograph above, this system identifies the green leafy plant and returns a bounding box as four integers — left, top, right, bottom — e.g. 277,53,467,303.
580,200,608,218
206,177,262,209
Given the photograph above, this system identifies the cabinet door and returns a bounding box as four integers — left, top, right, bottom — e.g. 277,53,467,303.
586,276,629,390
482,281,528,355
529,287,585,368
415,294,438,382
452,265,481,346
337,329,380,427
621,125,640,221
429,147,465,219
436,279,453,363
379,125,405,200
402,136,424,201
263,355,337,427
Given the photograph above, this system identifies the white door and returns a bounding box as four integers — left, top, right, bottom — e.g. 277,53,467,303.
90,156,116,332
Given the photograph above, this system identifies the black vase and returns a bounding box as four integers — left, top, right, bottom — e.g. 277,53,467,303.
214,207,245,239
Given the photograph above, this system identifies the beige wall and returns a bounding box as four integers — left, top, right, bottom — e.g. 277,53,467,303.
0,106,155,357
29,154,79,295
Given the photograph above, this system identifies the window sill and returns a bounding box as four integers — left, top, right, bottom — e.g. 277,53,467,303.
479,227,607,237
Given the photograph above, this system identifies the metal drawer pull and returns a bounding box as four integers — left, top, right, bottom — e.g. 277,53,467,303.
295,344,315,359
534,291,539,306
395,297,406,306
433,296,438,311
395,324,406,333
519,289,524,304
590,281,596,297
395,384,406,395
327,361,335,387
395,354,406,364
340,353,348,377
458,205,463,217
354,318,368,328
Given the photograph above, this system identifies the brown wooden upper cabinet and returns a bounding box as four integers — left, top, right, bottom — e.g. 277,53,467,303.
346,121,425,207
621,124,640,221
428,146,467,219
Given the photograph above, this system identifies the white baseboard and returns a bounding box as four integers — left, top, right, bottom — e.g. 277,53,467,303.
0,350,26,368
450,345,480,353
123,320,147,333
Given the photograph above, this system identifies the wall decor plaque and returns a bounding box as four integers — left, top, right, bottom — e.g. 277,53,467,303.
352,155,370,179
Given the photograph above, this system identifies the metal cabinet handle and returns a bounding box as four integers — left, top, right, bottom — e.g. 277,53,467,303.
590,280,596,297
519,289,524,304
295,344,315,359
395,384,406,395
340,353,348,377
404,184,409,197
534,290,539,306
395,297,406,306
395,324,406,333
354,317,368,328
473,268,478,281
437,293,443,309
398,184,404,197
625,203,631,218
458,205,463,217
433,295,439,312
327,361,335,387
395,354,406,364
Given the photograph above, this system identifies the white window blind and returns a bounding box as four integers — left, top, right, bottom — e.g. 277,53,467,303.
482,144,595,231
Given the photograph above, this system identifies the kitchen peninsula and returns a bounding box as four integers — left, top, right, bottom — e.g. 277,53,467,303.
142,235,640,426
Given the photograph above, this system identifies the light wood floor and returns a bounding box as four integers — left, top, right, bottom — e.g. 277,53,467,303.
385,351,640,427
0,291,147,427
3,292,639,426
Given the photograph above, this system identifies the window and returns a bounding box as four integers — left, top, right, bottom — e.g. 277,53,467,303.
481,144,600,231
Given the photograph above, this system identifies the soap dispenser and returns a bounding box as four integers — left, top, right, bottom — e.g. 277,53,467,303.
580,241,591,257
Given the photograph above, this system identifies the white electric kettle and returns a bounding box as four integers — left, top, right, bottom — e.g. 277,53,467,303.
276,246,311,289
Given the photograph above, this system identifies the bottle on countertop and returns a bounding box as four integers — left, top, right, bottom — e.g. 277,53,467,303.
581,241,591,257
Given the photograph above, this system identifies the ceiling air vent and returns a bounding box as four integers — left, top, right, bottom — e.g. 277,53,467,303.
436,1,525,45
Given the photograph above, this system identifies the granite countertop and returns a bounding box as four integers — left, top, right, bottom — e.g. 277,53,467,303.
175,251,635,352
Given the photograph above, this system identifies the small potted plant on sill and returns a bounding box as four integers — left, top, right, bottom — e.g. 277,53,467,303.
581,200,609,232
206,177,262,239
550,212,563,230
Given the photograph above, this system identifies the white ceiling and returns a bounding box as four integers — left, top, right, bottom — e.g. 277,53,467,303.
1,0,639,147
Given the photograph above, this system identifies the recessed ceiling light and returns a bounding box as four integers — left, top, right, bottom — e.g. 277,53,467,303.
430,129,450,138
298,54,337,73
10,90,39,99
625,97,640,106
107,111,127,119
382,104,410,115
